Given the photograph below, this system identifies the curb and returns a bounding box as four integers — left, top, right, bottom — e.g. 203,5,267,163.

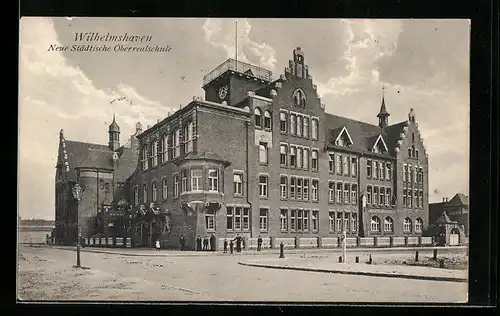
238,262,468,283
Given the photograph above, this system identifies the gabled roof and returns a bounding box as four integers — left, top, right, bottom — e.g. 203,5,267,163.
436,211,456,224
448,193,469,206
371,134,389,153
334,126,354,145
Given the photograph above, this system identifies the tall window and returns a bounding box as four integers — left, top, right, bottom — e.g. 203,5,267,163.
343,213,350,232
259,208,268,231
419,190,423,208
280,111,287,133
336,182,342,203
209,169,219,192
259,142,268,164
290,114,296,135
403,188,407,206
415,218,423,233
181,170,188,193
234,208,241,230
343,156,349,175
151,141,158,167
161,135,169,163
371,216,380,232
386,163,391,180
414,190,419,208
367,160,372,177
311,179,319,201
264,110,272,129
336,154,342,174
374,161,379,179
280,209,288,231
184,121,194,153
380,187,385,205
191,169,202,191
296,178,302,200
386,187,391,206
416,149,419,159
367,186,373,204
297,147,303,169
259,175,268,197
303,178,309,200
351,157,357,176
311,150,318,171
303,148,309,170
142,184,148,203
291,210,296,231
233,172,243,196
329,153,335,173
297,210,303,231
343,183,350,203
303,116,309,138
290,177,296,199
374,187,379,205
336,213,342,232
297,115,303,137
173,175,179,197
403,165,409,182
409,165,414,183
226,207,233,230
173,128,180,158
329,212,335,232
205,210,215,231
328,181,335,202
280,144,288,166
142,147,148,170
152,182,157,201
280,176,288,199
384,217,394,232
408,189,413,207
351,213,357,232
290,146,296,168
134,186,138,205
403,218,412,232
380,162,385,180
312,211,319,231
243,208,250,230
162,178,168,199
351,184,357,204
254,108,262,127
303,210,309,231
311,118,318,140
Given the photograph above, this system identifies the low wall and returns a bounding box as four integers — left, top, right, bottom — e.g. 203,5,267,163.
247,237,272,249
299,237,318,248
359,237,375,247
275,237,296,249
420,237,433,245
407,236,419,246
376,237,391,247
321,237,339,248
345,237,357,247
392,237,405,246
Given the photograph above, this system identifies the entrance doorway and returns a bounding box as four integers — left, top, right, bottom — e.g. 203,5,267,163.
449,228,460,246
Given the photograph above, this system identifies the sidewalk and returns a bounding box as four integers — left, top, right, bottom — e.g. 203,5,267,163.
32,244,466,258
238,258,468,283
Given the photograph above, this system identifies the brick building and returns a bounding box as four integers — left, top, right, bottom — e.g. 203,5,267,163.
126,47,430,249
428,193,468,245
54,115,140,245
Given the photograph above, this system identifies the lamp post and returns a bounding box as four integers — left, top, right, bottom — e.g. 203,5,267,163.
71,183,82,268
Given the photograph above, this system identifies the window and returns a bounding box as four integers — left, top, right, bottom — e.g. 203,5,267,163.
303,178,309,200
418,167,424,183
142,147,149,170
419,190,423,208
234,207,241,230
412,132,415,143
386,163,391,180
329,154,335,173
303,116,309,138
280,209,288,231
380,187,385,205
336,182,342,203
367,160,372,177
105,182,109,193
351,213,357,232
297,115,303,137
173,175,179,197
403,165,408,182
293,88,307,107
329,212,335,232
311,179,319,201
260,209,268,231
151,141,158,167
312,211,319,231
259,175,268,197
254,108,262,127
297,210,303,231
416,149,419,159
374,161,379,179
336,154,342,174
304,210,310,231
343,183,350,203
328,181,335,202
243,208,250,230
291,210,297,231
290,146,296,168
280,111,287,133
152,182,157,201
264,110,272,129
226,207,233,230
374,187,379,205
408,147,412,158
191,169,202,191
351,157,357,176
380,162,385,180
173,128,181,158
311,150,318,171
181,170,188,193
414,189,419,208
259,142,268,164
209,169,219,192
403,218,412,232
184,121,194,153
311,118,318,140
343,213,350,232
367,186,372,204
343,156,349,175
303,148,309,170
351,184,357,204
296,178,302,200
280,176,288,199
403,188,407,206
161,135,169,162
142,184,148,203
99,179,104,190
336,213,342,232
384,217,394,232
409,165,414,183
385,187,391,206
412,145,416,158
415,218,423,233
290,177,296,199
233,172,243,196
134,186,138,206
408,189,412,207
371,216,380,232
297,147,303,170
205,210,215,231
280,144,288,166
290,114,296,135
413,166,417,183
234,208,241,230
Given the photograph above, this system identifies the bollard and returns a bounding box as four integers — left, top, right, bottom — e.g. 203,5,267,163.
355,256,359,263
415,250,419,262
433,249,438,260
439,259,445,268
279,242,284,258
368,254,372,264
338,256,342,263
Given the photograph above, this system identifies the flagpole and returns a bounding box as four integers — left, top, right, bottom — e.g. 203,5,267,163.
235,20,238,72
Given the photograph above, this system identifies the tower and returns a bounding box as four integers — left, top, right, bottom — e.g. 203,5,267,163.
377,87,390,128
108,114,120,151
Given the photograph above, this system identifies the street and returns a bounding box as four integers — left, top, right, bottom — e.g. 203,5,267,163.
17,245,468,302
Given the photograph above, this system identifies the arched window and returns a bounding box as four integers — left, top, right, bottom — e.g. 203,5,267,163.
415,218,423,233
408,148,412,158
243,106,250,112
292,88,307,107
403,217,412,232
384,217,394,232
415,149,419,159
264,110,272,129
411,145,415,158
254,108,262,127
370,216,380,232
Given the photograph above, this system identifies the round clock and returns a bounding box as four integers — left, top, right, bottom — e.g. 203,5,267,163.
218,85,228,100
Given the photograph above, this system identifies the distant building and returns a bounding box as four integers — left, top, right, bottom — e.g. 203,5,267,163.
428,193,468,245
18,219,55,244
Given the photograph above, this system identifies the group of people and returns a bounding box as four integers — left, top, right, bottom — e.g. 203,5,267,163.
196,234,217,251
155,233,264,253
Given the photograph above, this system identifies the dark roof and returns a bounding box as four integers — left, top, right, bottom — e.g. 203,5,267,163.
108,114,120,132
64,141,114,179
429,202,446,224
436,211,456,224
324,113,406,156
448,193,469,206
184,151,227,162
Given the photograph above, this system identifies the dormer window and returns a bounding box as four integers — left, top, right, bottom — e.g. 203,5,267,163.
292,88,306,108
335,127,354,147
372,135,388,154
254,108,262,127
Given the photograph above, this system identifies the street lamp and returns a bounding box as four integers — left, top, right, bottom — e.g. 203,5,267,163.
71,183,82,268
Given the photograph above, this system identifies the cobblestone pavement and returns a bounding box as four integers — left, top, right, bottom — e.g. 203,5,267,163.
17,246,468,303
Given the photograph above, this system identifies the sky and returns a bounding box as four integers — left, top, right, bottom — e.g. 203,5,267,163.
18,17,470,220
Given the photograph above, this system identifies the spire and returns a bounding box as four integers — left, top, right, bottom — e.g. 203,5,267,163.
377,86,390,128
108,114,120,150
108,113,120,133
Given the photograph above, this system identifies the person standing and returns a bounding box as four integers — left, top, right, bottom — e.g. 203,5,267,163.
223,239,228,253
203,236,209,251
233,234,242,253
229,240,234,254
179,234,185,251
257,235,263,252
155,239,160,251
196,235,202,251
210,234,216,252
